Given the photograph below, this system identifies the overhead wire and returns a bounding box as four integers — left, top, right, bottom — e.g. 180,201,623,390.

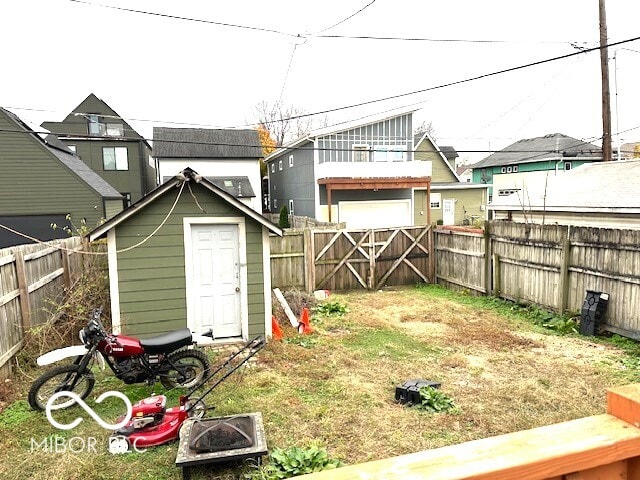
315,0,377,34
7,35,638,134
67,0,298,37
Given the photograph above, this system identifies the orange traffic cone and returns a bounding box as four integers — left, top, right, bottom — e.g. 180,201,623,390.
298,307,313,334
271,315,283,340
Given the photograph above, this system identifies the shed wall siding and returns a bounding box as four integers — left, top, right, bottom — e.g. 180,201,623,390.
113,183,266,337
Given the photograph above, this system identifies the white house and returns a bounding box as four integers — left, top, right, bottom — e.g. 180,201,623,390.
153,128,264,213
488,159,640,229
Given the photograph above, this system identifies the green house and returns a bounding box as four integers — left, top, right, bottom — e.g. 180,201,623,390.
0,107,123,248
470,133,601,202
413,132,488,226
89,168,282,341
42,94,156,207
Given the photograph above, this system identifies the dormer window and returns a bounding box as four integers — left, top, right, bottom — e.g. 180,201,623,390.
87,114,124,137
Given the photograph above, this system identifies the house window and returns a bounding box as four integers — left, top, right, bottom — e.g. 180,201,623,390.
289,155,294,167
88,114,101,135
278,160,283,171
273,198,278,209
289,199,294,215
513,165,519,172
67,145,76,153
501,167,506,173
506,166,512,173
103,146,129,170
352,144,370,162
122,192,131,208
373,145,406,162
564,162,572,171
430,193,442,209
270,163,275,173
106,123,124,137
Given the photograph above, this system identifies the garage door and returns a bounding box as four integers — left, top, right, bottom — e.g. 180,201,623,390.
338,200,412,229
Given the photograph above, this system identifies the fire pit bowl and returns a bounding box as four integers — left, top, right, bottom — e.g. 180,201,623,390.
175,412,267,480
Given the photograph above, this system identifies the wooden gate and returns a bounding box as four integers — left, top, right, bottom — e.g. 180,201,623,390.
312,225,433,291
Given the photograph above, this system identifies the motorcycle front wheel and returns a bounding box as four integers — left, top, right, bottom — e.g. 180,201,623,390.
28,364,95,411
160,349,210,390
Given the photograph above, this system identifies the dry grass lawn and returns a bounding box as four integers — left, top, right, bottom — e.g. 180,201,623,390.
0,285,636,480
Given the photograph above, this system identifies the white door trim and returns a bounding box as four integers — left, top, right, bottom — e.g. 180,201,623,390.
183,217,248,341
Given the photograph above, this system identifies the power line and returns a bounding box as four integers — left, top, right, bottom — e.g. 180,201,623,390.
0,126,620,156
67,0,299,38
315,34,581,45
274,35,640,124
316,0,377,34
10,36,638,133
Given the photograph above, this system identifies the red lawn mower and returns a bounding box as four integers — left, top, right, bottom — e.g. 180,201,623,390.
108,335,266,454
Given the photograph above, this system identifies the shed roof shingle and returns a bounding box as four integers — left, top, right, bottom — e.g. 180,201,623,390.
153,127,262,159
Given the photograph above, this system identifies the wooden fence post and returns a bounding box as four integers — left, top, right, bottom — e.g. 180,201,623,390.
303,228,315,293
484,221,491,296
493,253,501,297
428,226,435,284
558,237,571,313
61,247,71,290
14,251,31,331
368,230,375,289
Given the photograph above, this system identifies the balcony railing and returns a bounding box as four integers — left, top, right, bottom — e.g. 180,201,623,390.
316,159,432,180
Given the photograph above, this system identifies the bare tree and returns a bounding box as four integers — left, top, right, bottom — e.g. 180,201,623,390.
254,101,315,146
414,120,437,142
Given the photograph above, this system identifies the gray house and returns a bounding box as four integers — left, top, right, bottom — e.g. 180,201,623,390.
265,109,432,228
42,94,156,207
0,107,123,247
154,128,264,213
89,168,282,340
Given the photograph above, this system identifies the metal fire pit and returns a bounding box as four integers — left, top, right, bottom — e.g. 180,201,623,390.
175,412,267,480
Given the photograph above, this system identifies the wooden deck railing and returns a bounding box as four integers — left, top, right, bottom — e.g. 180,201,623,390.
297,384,640,480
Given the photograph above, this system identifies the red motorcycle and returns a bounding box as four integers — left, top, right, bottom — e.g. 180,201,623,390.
28,308,211,410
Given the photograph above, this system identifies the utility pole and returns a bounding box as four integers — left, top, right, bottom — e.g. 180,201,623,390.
599,0,613,161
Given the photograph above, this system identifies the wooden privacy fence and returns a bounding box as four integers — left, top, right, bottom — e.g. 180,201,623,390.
434,221,640,338
270,225,433,292
297,383,640,480
0,237,86,378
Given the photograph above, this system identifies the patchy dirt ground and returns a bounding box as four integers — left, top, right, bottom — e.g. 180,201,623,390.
0,285,636,480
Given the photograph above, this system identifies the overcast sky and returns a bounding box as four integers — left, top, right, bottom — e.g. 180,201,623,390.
2,0,639,163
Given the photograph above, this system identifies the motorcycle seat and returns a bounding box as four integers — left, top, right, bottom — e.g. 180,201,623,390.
140,328,193,354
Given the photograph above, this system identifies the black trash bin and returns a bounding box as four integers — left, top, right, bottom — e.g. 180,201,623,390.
579,290,609,336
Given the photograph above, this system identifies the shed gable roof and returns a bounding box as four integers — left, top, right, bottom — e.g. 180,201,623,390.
153,128,262,159
472,133,601,169
89,168,281,241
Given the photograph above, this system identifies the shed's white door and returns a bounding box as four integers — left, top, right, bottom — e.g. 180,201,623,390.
190,224,241,338
442,199,455,226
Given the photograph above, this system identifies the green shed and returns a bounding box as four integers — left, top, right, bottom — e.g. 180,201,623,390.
89,168,282,342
